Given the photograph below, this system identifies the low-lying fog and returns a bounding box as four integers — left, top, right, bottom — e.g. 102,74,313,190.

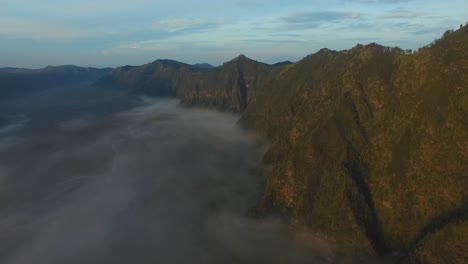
0,85,329,264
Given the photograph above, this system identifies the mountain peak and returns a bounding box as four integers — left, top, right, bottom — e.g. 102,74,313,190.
272,61,293,67
230,54,252,62
151,59,194,69
192,63,215,69
224,54,261,66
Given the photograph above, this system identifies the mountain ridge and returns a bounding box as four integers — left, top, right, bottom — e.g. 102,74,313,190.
0,66,112,101
96,25,468,263
192,63,215,69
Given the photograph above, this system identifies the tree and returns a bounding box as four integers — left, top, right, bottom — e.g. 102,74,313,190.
443,30,451,38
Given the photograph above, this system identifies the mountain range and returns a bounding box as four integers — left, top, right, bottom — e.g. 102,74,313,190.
0,65,112,101
1,26,467,263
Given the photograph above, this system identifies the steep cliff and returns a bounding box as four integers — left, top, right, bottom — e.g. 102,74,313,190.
98,25,468,262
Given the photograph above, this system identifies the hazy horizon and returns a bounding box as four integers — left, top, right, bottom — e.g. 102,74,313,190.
0,54,278,70
1,0,466,68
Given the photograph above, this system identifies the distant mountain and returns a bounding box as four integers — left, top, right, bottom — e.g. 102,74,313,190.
96,26,468,263
40,65,113,74
0,66,112,101
192,63,215,69
272,60,294,67
0,67,36,74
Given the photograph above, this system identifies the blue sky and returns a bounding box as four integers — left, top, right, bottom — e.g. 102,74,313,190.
0,0,466,68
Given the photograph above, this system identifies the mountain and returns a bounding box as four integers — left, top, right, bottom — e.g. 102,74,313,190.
0,65,112,101
192,63,215,69
0,67,37,74
99,54,274,112
240,28,468,263
97,26,468,263
272,60,294,67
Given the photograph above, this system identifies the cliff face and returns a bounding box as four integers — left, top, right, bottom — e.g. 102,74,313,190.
99,26,468,262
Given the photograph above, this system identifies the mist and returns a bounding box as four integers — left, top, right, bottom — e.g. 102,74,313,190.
0,85,337,264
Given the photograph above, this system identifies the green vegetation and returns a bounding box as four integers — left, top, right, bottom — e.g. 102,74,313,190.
100,25,468,262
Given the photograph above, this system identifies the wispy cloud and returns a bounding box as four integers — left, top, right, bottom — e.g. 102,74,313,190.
382,11,422,18
355,0,412,3
410,27,448,35
0,18,98,40
274,11,361,31
282,11,361,24
102,40,183,55
152,18,226,32
117,43,142,49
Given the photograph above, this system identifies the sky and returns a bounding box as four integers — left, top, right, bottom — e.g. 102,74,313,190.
0,0,466,68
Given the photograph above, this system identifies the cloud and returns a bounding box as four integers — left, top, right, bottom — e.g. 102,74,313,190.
382,11,422,18
355,0,412,3
0,18,98,40
282,11,361,24
100,18,227,53
0,0,157,18
152,18,226,32
0,114,29,134
102,40,178,54
273,11,361,31
59,117,96,130
410,27,448,35
0,136,26,153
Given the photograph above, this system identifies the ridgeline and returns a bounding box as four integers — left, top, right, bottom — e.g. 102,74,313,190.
0,65,112,101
